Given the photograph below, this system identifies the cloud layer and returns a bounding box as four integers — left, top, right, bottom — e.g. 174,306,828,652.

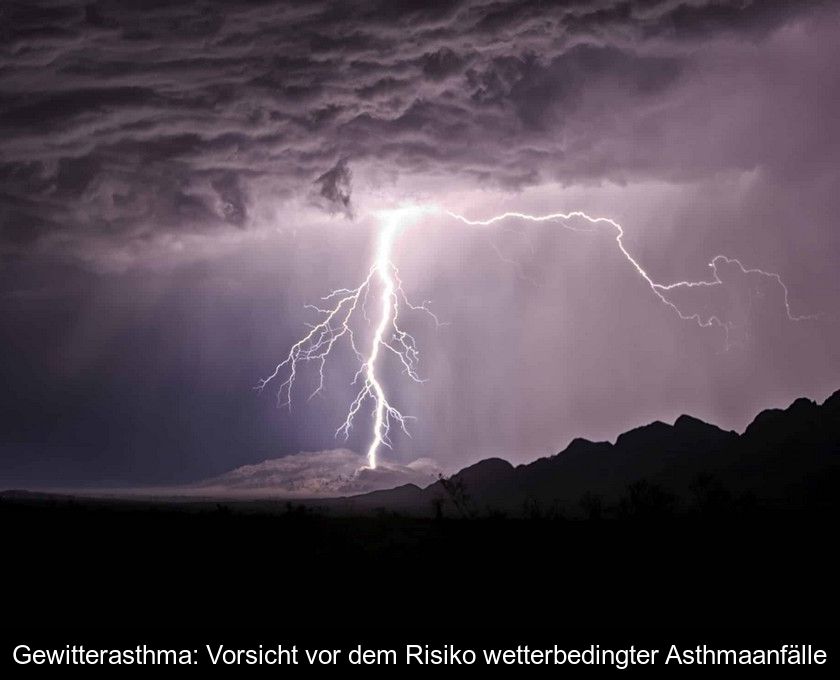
1,0,834,263
197,449,441,497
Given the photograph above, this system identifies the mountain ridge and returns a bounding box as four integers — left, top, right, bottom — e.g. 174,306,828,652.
329,388,840,517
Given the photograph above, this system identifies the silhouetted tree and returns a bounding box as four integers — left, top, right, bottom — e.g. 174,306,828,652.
522,497,565,520
484,507,508,520
579,492,604,520
438,473,473,518
689,473,732,517
523,497,543,520
617,480,677,519
432,497,445,521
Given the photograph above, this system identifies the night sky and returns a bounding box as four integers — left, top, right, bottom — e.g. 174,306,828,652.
2,0,839,493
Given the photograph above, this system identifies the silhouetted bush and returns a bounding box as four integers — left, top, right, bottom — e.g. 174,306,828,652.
522,497,565,520
617,479,677,520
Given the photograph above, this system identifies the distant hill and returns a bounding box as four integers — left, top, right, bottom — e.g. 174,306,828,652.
4,390,837,519
325,389,840,518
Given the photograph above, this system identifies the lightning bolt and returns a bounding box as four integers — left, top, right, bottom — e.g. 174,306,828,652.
446,210,817,343
260,205,814,470
257,207,439,469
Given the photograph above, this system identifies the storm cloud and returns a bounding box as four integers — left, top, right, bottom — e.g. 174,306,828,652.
313,158,354,218
1,0,835,263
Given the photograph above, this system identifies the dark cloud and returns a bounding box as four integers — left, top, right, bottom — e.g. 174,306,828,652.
648,0,821,39
503,45,682,129
0,0,830,261
313,158,354,218
421,47,468,81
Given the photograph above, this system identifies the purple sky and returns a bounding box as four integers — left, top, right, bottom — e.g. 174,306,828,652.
1,0,839,491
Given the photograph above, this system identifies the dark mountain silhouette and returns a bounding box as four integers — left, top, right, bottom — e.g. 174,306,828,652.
330,389,840,517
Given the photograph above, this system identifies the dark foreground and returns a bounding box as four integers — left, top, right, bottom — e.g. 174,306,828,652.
3,497,836,677
2,495,835,633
